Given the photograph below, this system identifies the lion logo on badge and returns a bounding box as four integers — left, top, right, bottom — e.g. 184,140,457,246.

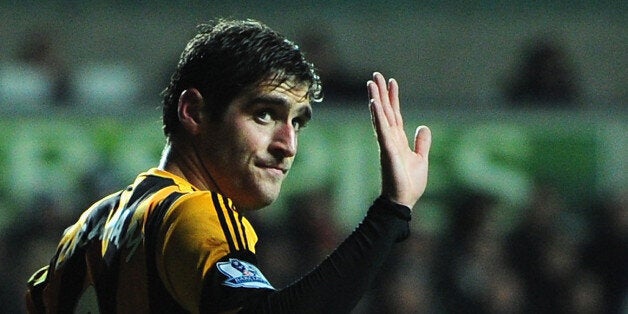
216,258,274,289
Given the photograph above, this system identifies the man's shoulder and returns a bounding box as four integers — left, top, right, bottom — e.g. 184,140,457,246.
166,190,231,218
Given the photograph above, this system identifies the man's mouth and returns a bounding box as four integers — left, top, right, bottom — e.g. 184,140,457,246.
258,163,289,175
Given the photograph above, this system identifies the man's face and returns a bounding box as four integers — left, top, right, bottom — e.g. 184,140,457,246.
199,80,312,210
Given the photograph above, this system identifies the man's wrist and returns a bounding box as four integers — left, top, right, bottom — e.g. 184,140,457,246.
372,196,412,221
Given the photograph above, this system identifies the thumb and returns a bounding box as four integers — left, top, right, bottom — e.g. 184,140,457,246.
414,125,432,159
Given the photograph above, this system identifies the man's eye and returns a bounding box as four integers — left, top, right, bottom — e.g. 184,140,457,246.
292,118,307,131
256,111,273,123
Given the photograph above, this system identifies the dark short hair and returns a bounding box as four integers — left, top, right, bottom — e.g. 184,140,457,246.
161,19,322,137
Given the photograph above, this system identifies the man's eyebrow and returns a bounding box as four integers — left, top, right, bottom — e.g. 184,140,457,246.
245,95,312,120
244,94,290,108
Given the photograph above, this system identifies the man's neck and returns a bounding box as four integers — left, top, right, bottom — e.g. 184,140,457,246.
158,141,215,192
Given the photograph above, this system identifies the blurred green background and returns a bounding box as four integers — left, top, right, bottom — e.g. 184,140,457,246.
0,1,625,313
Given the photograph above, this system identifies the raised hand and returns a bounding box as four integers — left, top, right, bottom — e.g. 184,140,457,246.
367,72,432,209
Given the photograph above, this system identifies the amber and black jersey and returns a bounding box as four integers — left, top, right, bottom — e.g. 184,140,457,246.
26,168,413,313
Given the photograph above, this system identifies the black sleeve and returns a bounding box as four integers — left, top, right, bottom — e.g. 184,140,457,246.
201,196,412,314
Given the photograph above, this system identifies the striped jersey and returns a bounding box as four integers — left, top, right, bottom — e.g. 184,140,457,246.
26,168,273,313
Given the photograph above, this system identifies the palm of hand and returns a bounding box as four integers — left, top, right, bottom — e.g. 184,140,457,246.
367,72,432,209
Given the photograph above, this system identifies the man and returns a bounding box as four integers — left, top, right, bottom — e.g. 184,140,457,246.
26,19,431,313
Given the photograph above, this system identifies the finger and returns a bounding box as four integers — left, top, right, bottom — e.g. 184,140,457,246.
414,125,432,159
367,80,378,105
367,80,375,123
388,78,402,127
373,72,387,100
368,79,391,132
367,79,383,116
369,98,388,144
373,72,396,127
367,81,383,128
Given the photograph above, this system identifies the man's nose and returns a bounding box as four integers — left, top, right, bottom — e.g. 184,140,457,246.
271,122,297,157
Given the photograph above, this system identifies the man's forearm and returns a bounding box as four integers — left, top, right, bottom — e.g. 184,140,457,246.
241,197,412,313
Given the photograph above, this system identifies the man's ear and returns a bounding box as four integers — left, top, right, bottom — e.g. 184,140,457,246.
178,88,204,135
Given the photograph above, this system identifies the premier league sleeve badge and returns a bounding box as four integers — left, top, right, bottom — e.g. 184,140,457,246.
216,258,275,289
